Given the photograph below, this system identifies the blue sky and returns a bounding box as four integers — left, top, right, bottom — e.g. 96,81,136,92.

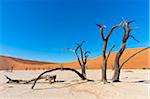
0,0,149,62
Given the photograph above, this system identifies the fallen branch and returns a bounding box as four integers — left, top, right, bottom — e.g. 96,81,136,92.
31,67,88,89
5,75,26,84
5,75,56,84
5,67,93,89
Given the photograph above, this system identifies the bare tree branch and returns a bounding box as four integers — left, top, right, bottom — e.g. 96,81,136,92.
65,41,89,78
106,45,115,61
83,51,90,64
65,47,82,66
75,41,85,47
106,22,122,39
96,24,103,28
5,75,57,84
122,20,136,42
74,52,82,66
96,24,105,40
123,20,134,29
76,41,86,65
127,20,135,25
122,23,126,33
129,35,140,43
78,46,84,64
120,47,149,69
31,67,88,89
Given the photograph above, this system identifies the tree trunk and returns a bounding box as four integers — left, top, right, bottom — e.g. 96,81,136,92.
82,68,86,78
112,67,121,82
112,42,126,82
81,65,86,78
101,40,107,82
96,23,121,82
101,61,107,82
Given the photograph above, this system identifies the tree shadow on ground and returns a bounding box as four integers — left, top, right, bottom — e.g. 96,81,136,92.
33,80,89,90
131,80,150,84
123,80,150,84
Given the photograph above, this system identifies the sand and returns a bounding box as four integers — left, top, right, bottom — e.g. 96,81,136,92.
0,48,149,70
0,69,149,99
64,48,150,69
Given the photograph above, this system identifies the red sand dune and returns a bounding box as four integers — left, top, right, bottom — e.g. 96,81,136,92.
63,48,150,69
0,48,149,70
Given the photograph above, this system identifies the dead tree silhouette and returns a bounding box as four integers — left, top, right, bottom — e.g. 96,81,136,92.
65,41,90,79
5,67,94,89
31,67,88,89
4,75,56,84
112,19,142,82
96,22,121,83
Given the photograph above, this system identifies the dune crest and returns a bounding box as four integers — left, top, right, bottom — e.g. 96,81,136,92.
0,48,149,70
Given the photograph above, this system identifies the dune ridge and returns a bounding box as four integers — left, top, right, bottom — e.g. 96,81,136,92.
0,48,149,70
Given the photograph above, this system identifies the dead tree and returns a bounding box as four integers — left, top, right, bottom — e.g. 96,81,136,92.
31,67,88,89
5,67,91,89
10,66,14,72
65,41,90,79
5,75,57,84
112,20,140,82
96,22,121,82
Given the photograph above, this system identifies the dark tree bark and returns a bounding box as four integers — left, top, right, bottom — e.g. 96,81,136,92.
96,23,121,82
112,20,142,82
65,41,90,79
112,43,126,82
31,67,88,89
5,75,26,83
5,75,57,84
5,67,93,89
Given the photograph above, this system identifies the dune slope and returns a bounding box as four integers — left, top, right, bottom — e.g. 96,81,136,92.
0,48,149,70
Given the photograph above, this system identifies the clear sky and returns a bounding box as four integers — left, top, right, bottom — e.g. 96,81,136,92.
0,0,149,62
